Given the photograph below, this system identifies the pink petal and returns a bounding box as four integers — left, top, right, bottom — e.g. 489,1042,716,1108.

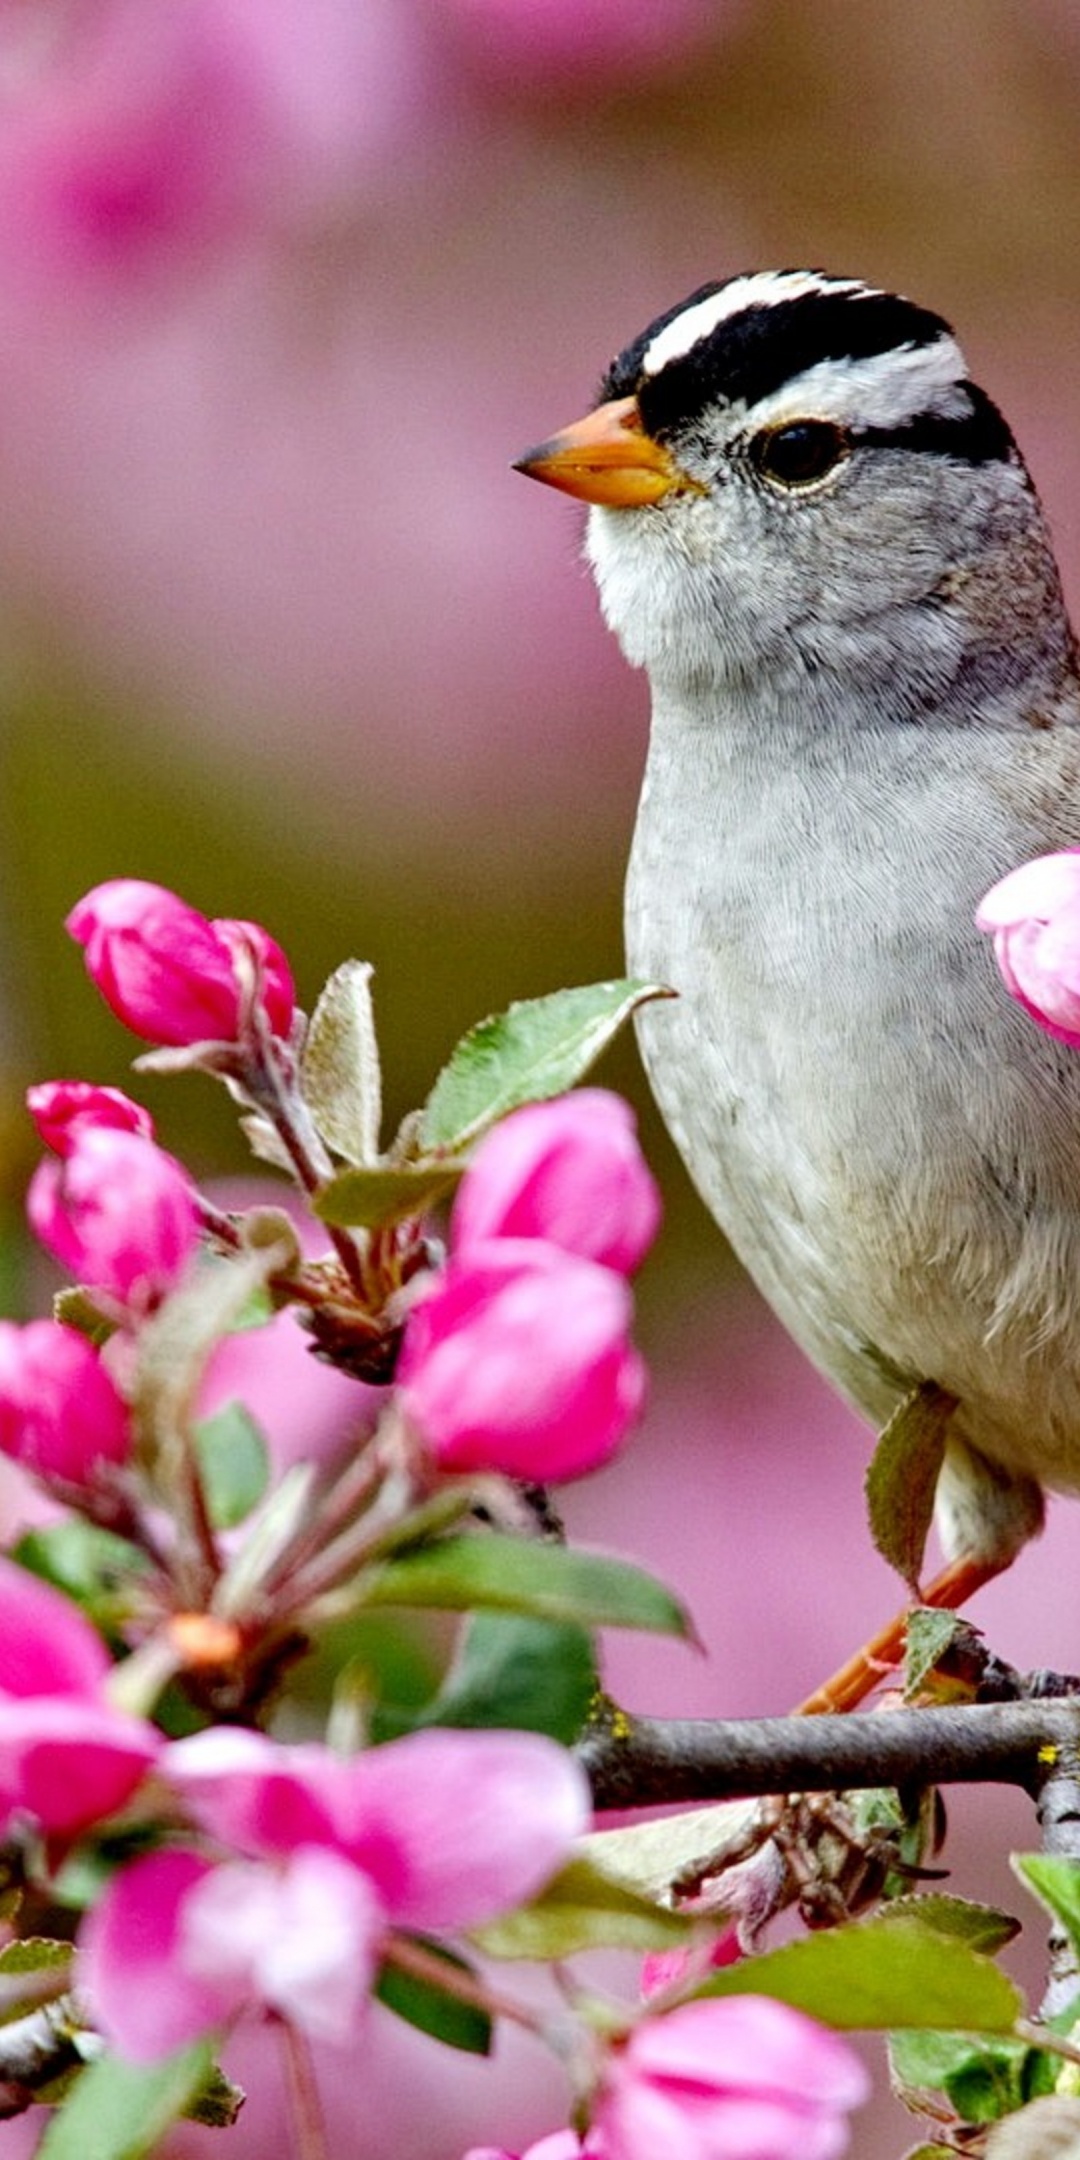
0,1556,111,1697
0,1698,159,1838
976,851,1080,931
181,1845,382,2044
622,1996,869,2109
332,1728,591,1928
164,1728,342,1855
81,1848,240,2062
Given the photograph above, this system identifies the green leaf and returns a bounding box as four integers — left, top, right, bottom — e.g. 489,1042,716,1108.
1013,1854,1080,1956
881,1893,1020,1956
699,1916,1022,2031
301,959,382,1164
193,1400,270,1529
314,1159,464,1229
376,1940,491,2054
13,1522,147,1631
416,1612,597,1743
889,2028,1055,2123
51,1286,116,1344
0,1937,72,1976
359,1535,691,1637
904,1607,970,1698
476,1854,691,1959
865,1382,955,1590
420,980,674,1151
582,1800,761,1908
37,2040,216,2160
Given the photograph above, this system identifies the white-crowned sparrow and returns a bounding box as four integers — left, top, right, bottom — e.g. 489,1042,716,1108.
517,268,1080,1581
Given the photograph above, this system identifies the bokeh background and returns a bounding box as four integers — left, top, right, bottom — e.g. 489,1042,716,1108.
4,2,1080,2154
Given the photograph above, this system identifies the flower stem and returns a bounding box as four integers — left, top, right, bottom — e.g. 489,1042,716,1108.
278,2019,330,2160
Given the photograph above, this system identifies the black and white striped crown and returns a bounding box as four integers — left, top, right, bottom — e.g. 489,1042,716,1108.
599,270,1016,466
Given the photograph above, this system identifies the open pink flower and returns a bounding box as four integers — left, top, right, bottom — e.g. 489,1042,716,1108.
28,1125,198,1312
594,1996,868,2160
0,1559,158,1841
81,1843,384,2059
0,1319,131,1485
27,1080,154,1155
452,1091,660,1276
66,878,294,1047
976,851,1080,1047
397,1239,645,1481
84,1725,589,2058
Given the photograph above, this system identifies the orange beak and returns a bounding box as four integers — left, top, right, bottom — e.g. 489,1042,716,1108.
513,394,703,508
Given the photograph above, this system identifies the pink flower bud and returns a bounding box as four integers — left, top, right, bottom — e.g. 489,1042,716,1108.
976,852,1080,1047
66,878,295,1046
27,1126,198,1311
397,1239,645,1480
27,1079,154,1155
452,1091,660,1276
595,1996,869,2160
0,1560,159,1840
0,1319,130,1484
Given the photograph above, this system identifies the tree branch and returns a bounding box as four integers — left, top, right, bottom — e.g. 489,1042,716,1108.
580,1698,1080,1811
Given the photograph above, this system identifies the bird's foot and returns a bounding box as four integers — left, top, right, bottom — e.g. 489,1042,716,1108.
793,1554,1007,1716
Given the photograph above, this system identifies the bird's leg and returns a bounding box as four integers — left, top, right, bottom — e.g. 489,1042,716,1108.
793,1554,1008,1716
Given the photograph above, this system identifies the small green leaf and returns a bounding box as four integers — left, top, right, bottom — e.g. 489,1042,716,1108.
420,980,674,1151
376,1940,491,2054
360,1535,691,1637
13,1522,147,1630
418,1612,597,1743
476,1855,691,1959
193,1401,270,1529
865,1383,955,1589
1014,1854,1080,1956
37,2040,216,2160
889,2028,1054,2123
314,1160,464,1229
0,1936,72,1976
301,959,382,1164
582,1800,761,1907
880,1893,1020,1956
905,1607,970,1698
699,1916,1022,2031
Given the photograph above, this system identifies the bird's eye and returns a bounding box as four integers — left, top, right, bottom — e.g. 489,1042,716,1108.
751,420,849,490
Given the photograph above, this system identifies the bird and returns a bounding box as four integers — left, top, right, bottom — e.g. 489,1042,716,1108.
515,268,1080,1632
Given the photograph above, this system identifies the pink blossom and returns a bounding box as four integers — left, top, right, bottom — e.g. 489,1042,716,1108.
66,878,294,1047
397,1240,646,1481
977,852,1080,1046
86,1726,588,2058
452,1092,660,1276
81,1844,384,2060
27,1125,199,1311
0,1559,159,1839
26,1079,154,1154
165,1725,591,1926
594,1996,869,2160
0,1319,130,1485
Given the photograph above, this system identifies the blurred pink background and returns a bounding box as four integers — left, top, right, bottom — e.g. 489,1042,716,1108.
2,2,1080,2154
